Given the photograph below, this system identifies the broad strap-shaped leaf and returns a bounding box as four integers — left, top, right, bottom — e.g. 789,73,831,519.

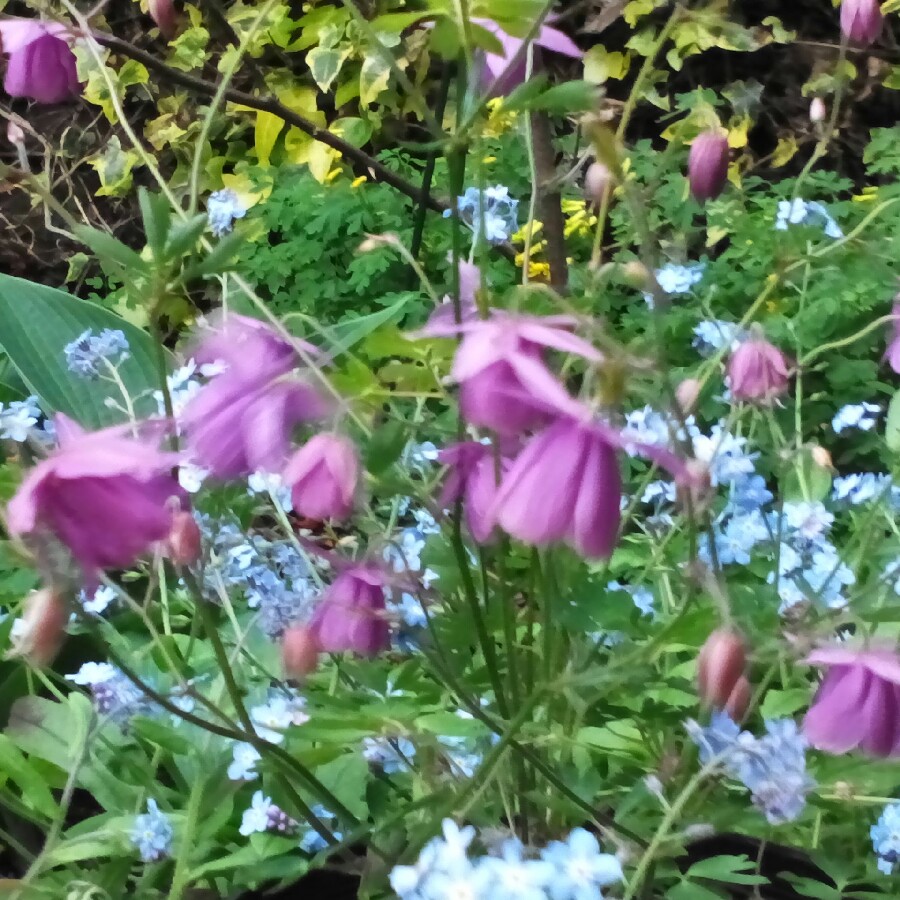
0,274,167,429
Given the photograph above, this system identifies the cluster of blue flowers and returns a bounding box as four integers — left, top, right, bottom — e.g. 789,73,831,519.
775,198,842,239
299,804,343,854
240,790,299,837
872,803,900,874
643,261,705,308
228,690,309,780
832,472,896,506
832,402,880,434
64,328,129,379
207,188,246,237
0,395,43,443
67,662,154,724
692,319,747,356
446,186,519,244
687,711,814,825
390,820,623,900
130,799,173,863
198,515,318,637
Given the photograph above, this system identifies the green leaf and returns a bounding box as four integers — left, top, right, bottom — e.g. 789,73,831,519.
0,734,57,819
166,214,209,261
314,753,369,820
364,420,409,475
687,854,767,884
759,688,810,719
360,54,392,106
138,189,172,259
184,230,244,279
72,224,148,279
498,74,551,113
308,45,350,93
886,389,900,452
0,274,167,428
666,881,727,900
529,80,601,114
322,295,411,356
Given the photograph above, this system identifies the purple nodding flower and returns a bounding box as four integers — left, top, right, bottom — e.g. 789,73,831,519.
148,0,178,39
0,19,80,104
422,313,600,436
473,17,582,96
7,414,182,589
181,316,327,478
438,441,510,544
885,303,900,375
804,645,900,757
727,336,791,403
309,565,390,657
840,0,883,46
284,433,359,522
688,131,730,202
425,260,483,330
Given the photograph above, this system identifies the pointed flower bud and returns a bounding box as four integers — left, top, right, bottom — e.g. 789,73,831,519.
675,378,701,413
6,119,24,144
697,629,747,711
688,131,729,202
727,335,790,403
9,588,68,666
809,97,826,125
723,674,751,720
166,509,201,566
840,0,883,46
584,161,612,206
282,625,320,679
148,0,178,39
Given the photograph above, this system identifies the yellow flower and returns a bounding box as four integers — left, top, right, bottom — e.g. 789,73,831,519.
527,261,551,279
483,98,519,137
511,221,543,244
325,167,342,184
351,175,367,189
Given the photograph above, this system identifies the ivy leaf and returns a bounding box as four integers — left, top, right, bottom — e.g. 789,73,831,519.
360,54,392,106
255,110,286,167
308,45,351,93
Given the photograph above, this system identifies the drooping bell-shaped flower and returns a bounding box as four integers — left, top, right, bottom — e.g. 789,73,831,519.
425,260,482,330
309,565,390,657
840,0,883,46
181,316,327,478
473,17,582,95
688,131,729,202
438,441,510,544
804,645,900,757
7,415,182,587
284,433,359,521
422,314,600,435
885,303,900,374
727,334,791,403
0,19,79,104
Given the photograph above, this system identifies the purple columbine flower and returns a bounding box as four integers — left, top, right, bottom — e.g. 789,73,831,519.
421,313,600,436
688,131,730,202
473,16,581,95
840,0,883,46
284,433,359,522
309,564,390,657
0,19,80,104
885,303,900,374
804,645,900,758
727,334,791,403
7,414,182,588
425,260,482,330
181,315,327,478
438,441,511,544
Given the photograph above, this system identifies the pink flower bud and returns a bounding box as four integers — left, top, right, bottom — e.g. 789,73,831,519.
148,0,179,39
676,459,713,512
675,378,701,413
584,161,612,205
697,629,747,711
840,0,883,46
622,261,653,291
688,131,729,202
284,433,360,522
724,674,751,720
727,336,790,403
9,588,68,667
809,97,826,125
811,445,833,470
282,625,320,679
166,510,201,566
6,120,24,144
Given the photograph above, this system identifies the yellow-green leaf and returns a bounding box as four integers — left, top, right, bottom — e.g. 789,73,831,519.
583,46,631,83
771,135,799,167
254,110,285,166
360,54,391,106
